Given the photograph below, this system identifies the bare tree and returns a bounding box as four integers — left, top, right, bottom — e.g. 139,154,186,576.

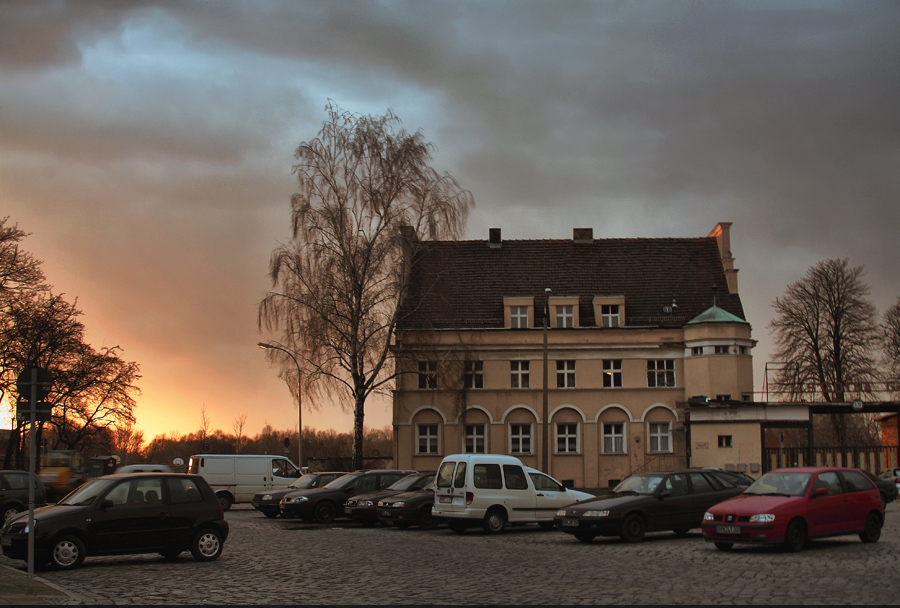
0,217,45,296
232,413,248,454
259,101,472,470
883,298,900,390
199,404,211,441
770,258,881,444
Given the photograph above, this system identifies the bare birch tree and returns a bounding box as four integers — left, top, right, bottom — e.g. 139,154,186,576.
884,298,900,390
259,101,472,471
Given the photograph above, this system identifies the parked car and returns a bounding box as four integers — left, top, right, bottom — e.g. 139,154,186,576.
701,467,884,552
879,467,900,495
188,454,301,510
344,472,435,525
280,469,415,523
858,469,898,507
0,470,47,524
554,469,744,543
377,484,440,530
251,472,346,518
0,472,228,570
433,454,594,534
114,464,173,474
698,468,755,487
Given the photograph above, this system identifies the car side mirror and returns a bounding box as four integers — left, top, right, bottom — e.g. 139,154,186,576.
100,499,114,510
813,487,828,498
658,490,671,500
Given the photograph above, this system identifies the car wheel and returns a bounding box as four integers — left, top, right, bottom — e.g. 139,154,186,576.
574,530,597,543
859,513,882,543
448,519,468,534
314,502,336,524
190,528,224,562
216,493,232,511
2,505,22,524
714,542,734,551
483,508,506,534
620,514,646,543
50,535,85,570
783,519,806,552
417,505,437,530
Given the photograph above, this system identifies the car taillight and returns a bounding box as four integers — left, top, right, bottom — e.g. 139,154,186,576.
218,503,224,519
466,492,474,505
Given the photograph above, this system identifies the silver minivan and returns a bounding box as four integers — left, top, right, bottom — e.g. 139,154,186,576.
433,454,593,533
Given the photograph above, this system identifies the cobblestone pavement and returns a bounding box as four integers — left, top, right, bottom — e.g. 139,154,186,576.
2,503,899,605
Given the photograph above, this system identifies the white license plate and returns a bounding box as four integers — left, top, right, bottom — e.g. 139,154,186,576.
439,495,452,503
717,525,741,535
562,518,579,527
344,507,353,514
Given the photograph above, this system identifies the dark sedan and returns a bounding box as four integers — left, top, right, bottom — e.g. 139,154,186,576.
1,470,47,524
251,472,346,518
344,472,434,525
280,469,414,523
554,470,744,543
377,484,440,530
858,469,898,508
1,472,228,569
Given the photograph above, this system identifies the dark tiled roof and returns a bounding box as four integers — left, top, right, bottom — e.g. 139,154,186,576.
399,236,746,330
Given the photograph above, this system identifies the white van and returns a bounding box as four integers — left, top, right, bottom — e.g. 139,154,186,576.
433,454,593,533
188,454,301,510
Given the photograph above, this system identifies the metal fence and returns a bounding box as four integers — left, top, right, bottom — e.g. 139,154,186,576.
764,446,899,473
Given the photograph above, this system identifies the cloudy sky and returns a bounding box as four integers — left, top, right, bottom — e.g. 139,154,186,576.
2,0,898,443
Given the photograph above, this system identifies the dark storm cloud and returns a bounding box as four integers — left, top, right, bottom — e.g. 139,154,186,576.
1,0,897,437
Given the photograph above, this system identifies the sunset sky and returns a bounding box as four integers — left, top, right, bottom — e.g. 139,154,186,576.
2,1,898,443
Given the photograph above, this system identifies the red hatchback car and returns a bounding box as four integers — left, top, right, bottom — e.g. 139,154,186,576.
702,467,884,552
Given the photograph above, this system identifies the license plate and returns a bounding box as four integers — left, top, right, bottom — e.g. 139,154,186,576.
717,525,741,535
378,509,391,517
562,518,579,527
344,507,352,514
439,495,452,503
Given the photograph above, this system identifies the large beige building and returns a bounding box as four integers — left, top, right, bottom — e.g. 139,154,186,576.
392,223,756,489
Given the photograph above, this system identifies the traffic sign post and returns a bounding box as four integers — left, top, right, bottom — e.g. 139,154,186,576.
16,366,53,594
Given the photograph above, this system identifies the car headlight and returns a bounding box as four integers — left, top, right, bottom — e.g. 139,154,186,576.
556,509,567,517
583,510,610,518
393,501,405,508
262,494,272,501
749,513,775,523
703,512,715,521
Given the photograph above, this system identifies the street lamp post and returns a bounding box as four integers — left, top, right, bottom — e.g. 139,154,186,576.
542,288,551,474
257,342,303,470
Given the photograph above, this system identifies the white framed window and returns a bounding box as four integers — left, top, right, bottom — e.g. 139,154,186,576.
464,361,483,389
691,346,704,356
601,304,620,328
510,423,532,454
510,360,530,388
647,359,675,388
418,361,437,389
556,423,579,453
602,422,626,453
465,424,486,454
648,422,671,453
555,305,575,328
714,345,730,355
556,360,576,388
510,305,529,329
718,435,733,448
602,359,622,388
417,424,439,454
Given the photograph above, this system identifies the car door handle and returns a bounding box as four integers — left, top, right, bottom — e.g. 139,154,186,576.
536,493,545,497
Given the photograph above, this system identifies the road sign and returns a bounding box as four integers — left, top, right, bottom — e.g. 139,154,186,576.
16,399,51,423
16,367,53,399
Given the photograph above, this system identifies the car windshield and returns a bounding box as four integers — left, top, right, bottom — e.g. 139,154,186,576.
744,471,812,497
323,473,359,490
612,474,664,495
388,473,431,491
58,478,115,506
289,475,317,489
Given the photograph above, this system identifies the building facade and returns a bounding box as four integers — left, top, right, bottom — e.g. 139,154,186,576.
392,223,755,489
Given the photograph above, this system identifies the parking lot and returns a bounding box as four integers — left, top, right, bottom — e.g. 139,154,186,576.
3,502,900,605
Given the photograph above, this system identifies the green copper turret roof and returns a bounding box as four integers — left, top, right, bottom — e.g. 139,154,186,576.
686,305,748,325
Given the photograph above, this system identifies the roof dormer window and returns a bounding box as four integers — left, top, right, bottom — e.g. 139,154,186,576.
504,297,534,329
593,296,625,328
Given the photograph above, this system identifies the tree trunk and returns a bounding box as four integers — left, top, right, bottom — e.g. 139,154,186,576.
351,393,365,471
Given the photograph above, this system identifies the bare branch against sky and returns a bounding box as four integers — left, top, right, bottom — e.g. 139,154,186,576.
1,1,898,439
